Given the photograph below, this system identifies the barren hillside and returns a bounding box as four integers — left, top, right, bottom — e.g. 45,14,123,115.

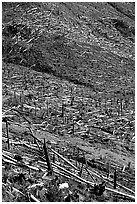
2,2,135,202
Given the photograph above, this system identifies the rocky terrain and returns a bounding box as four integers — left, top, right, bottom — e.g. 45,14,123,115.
2,2,135,202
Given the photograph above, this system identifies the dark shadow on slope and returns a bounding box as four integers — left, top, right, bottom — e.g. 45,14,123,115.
2,23,98,91
111,18,135,42
108,2,135,21
2,3,135,92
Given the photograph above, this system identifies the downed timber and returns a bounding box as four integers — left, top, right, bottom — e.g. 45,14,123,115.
28,126,43,144
2,157,39,171
86,167,135,195
3,150,13,157
3,153,18,163
50,147,78,170
87,159,108,172
115,182,135,195
10,108,33,124
30,194,40,202
33,138,41,151
84,159,97,183
2,158,17,165
2,114,16,121
3,139,41,154
71,160,135,197
2,148,135,201
5,140,133,197
27,183,44,189
35,160,81,183
75,156,109,173
2,108,14,116
2,137,21,144
23,104,40,111
105,187,135,201
27,126,43,151
54,169,85,184
12,187,25,196
102,175,135,195
73,151,114,172
51,162,95,186
5,190,15,199
22,142,40,151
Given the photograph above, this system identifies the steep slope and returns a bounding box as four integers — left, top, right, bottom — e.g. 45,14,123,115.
2,2,135,92
2,3,135,202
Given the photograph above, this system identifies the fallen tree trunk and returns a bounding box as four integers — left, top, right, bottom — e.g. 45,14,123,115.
30,194,40,202
105,187,135,201
51,162,95,186
2,156,39,171
50,147,78,170
52,162,135,200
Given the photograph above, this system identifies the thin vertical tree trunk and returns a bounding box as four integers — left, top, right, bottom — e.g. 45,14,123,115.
6,119,10,150
43,139,53,175
114,169,117,189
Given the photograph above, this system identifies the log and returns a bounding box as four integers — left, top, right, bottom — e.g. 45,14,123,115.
2,156,39,171
51,162,95,186
2,115,16,121
105,187,135,201
54,169,85,184
2,108,13,116
5,190,15,199
50,148,78,170
3,150,13,156
23,163,40,171
12,187,25,196
22,142,40,151
35,160,81,183
28,126,43,144
2,158,17,165
87,167,135,195
113,181,135,195
84,159,96,182
3,153,17,163
23,104,40,111
28,183,44,189
30,194,40,202
34,138,41,151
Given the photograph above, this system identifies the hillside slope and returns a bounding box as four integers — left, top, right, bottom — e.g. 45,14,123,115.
2,3,135,202
2,2,135,92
